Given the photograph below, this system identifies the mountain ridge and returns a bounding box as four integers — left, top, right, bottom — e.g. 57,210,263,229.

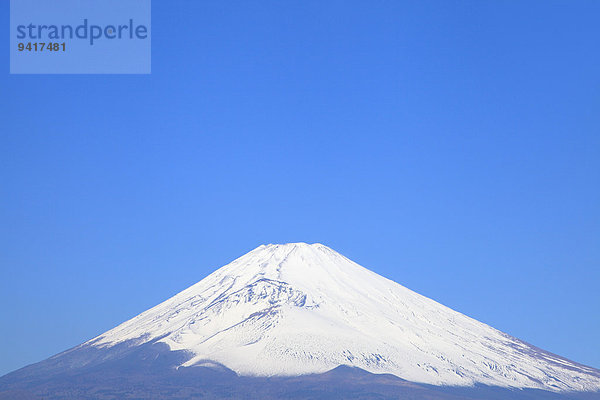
1,242,599,400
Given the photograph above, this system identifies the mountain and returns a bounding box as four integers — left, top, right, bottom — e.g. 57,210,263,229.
1,242,599,400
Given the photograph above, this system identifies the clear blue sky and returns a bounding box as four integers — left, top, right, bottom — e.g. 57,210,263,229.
1,1,599,377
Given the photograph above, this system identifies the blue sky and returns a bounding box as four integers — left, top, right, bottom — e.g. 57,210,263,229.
1,1,599,376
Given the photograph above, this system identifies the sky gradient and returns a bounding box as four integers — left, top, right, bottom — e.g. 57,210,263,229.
1,1,599,376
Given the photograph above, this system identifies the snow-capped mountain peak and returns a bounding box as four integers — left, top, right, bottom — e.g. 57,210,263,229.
89,243,600,392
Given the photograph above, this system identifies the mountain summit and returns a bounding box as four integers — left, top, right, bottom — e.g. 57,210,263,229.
86,243,599,391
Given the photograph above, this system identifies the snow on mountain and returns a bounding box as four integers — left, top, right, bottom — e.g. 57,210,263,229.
89,243,600,391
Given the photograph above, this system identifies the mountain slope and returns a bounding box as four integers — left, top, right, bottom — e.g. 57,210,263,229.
78,242,600,392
